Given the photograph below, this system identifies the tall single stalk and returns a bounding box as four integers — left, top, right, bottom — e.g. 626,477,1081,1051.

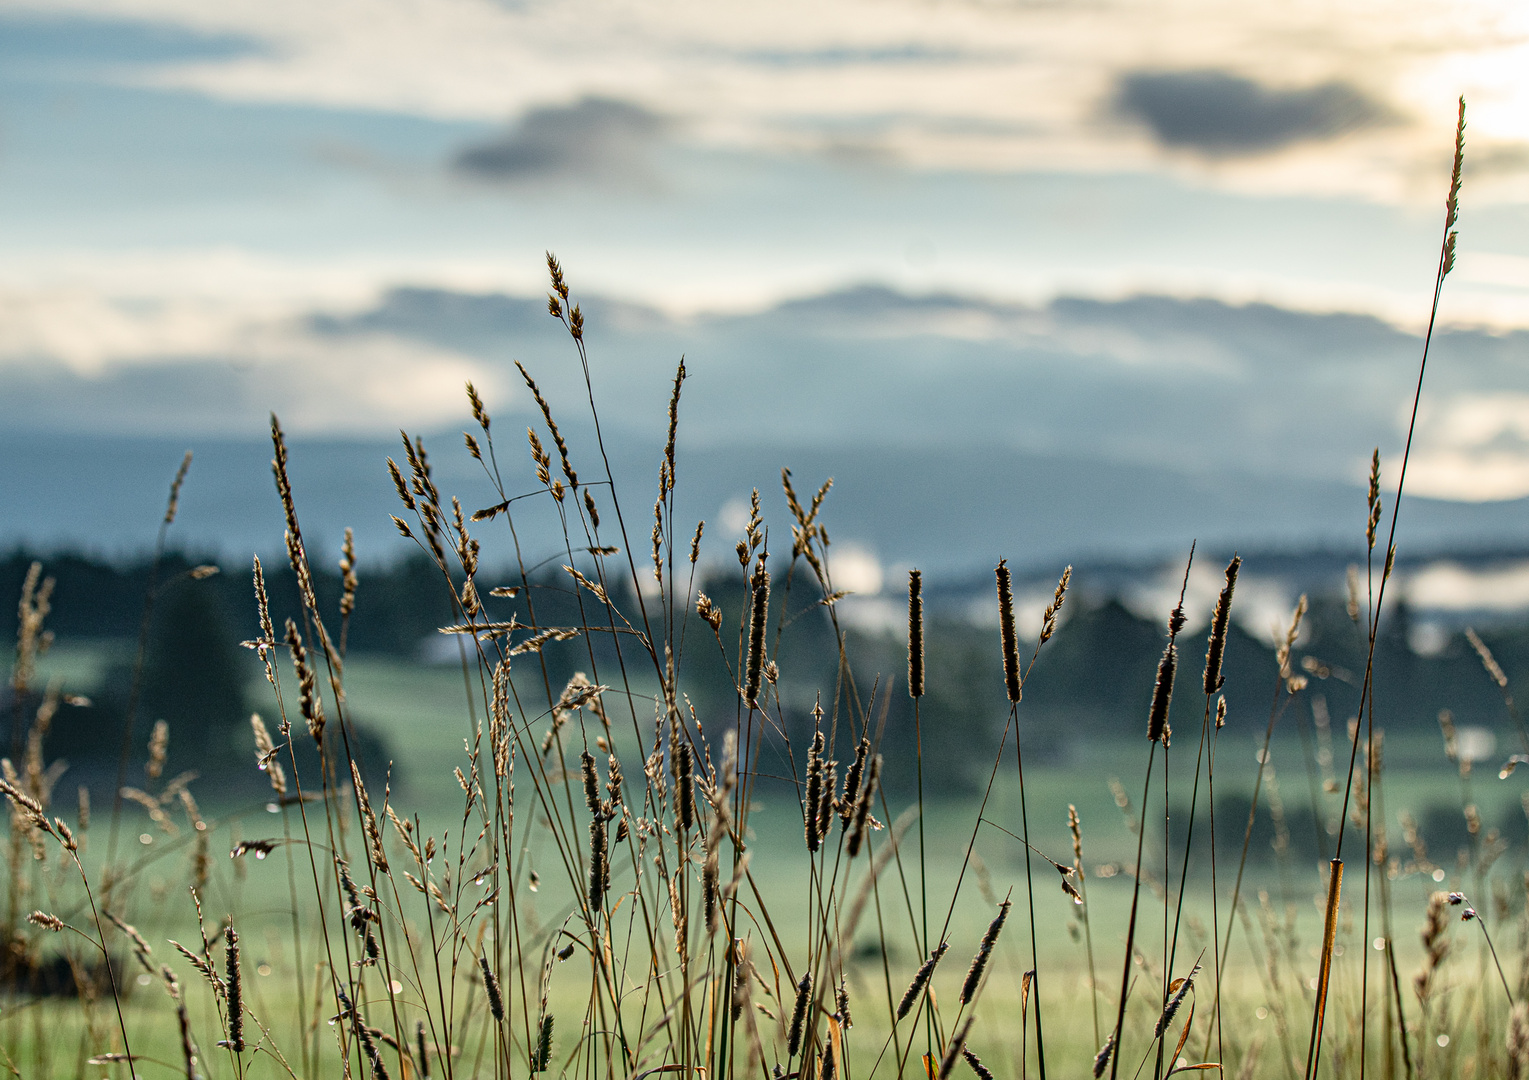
1111,547,1192,1080
909,569,934,1068
104,451,191,901
996,560,1046,1080
1306,97,1467,1080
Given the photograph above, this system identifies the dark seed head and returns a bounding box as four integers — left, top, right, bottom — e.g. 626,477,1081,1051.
996,561,1022,704
908,570,925,699
1203,555,1240,696
1148,644,1176,744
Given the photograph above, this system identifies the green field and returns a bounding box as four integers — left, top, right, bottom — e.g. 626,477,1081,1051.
7,635,1524,1079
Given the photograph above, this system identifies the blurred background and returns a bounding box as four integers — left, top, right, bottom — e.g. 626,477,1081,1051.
3,0,1529,833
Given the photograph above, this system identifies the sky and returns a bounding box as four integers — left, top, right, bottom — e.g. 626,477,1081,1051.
3,0,1529,579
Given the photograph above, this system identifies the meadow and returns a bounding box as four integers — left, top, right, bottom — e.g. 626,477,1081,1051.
1,99,1517,1080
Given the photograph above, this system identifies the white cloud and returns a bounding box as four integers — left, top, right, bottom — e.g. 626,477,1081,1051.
1403,559,1529,611
1404,450,1529,502
234,328,498,434
719,496,752,538
9,0,1529,203
0,277,504,434
1125,562,1300,645
827,543,883,596
835,595,902,635
963,585,1051,641
1459,251,1529,291
1406,393,1529,501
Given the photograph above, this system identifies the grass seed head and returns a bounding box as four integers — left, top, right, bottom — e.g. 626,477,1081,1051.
908,569,925,698
1148,644,1176,744
787,972,813,1057
533,1014,555,1072
223,923,244,1053
963,1047,994,1080
845,753,881,856
897,941,949,1020
805,729,825,853
960,901,1011,1004
1204,555,1240,695
480,954,505,1021
841,738,870,827
995,560,1022,703
744,565,770,709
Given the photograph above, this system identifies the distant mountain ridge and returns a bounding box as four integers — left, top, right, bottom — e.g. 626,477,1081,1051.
4,283,1526,574
5,428,1529,579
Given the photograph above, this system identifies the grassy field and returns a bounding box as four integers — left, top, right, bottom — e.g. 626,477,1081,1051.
10,629,1525,1080
2,116,1513,1080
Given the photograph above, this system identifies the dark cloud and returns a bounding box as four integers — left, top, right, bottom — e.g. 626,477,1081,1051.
1114,69,1391,156
452,97,670,184
1466,142,1529,180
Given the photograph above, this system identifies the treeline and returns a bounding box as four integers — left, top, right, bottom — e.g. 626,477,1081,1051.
2,548,1524,799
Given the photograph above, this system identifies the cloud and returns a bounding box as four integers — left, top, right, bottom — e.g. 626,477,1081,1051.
1113,69,1393,156
23,0,1517,204
1404,559,1529,611
1405,393,1529,501
0,285,501,435
9,276,1529,515
453,96,670,185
